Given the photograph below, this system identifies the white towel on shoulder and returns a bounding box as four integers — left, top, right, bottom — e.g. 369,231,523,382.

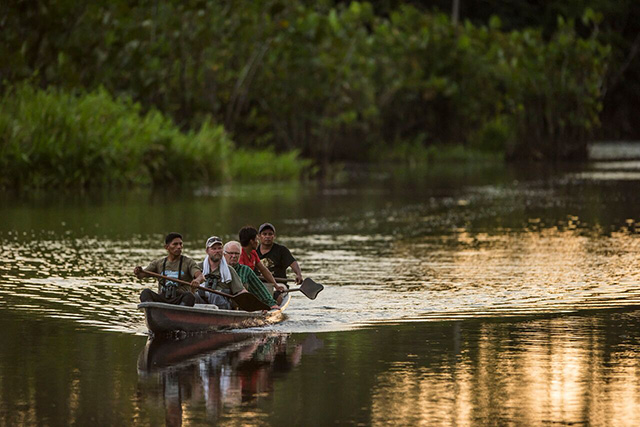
202,255,232,283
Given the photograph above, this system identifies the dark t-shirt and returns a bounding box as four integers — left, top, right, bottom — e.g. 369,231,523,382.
257,243,295,280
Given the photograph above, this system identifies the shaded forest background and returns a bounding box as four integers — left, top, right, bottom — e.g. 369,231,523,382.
406,0,640,141
1,0,638,187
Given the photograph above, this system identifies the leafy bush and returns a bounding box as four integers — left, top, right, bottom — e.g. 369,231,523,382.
0,84,159,187
229,148,314,181
2,0,612,169
0,84,305,188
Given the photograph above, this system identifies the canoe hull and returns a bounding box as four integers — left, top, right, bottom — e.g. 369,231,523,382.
138,293,290,334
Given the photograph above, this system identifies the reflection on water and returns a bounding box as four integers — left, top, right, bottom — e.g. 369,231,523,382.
2,225,640,333
365,311,640,426
2,143,640,424
0,306,639,425
136,332,316,426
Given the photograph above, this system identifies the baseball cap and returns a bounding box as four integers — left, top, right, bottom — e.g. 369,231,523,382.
205,236,223,248
258,222,275,233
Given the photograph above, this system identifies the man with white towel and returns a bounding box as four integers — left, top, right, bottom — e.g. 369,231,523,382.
196,236,245,309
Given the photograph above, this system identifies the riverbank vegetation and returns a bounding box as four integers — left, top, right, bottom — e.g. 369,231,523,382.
2,0,636,187
0,84,308,187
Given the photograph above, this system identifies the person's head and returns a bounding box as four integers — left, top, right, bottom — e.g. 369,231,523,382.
258,222,276,246
205,235,223,261
223,241,242,267
238,226,258,249
164,232,183,257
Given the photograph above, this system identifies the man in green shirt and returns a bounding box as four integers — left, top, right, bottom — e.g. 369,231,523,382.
135,232,203,306
223,240,280,309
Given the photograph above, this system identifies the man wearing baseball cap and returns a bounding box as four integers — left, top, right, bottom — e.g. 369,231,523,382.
257,223,303,285
196,235,245,309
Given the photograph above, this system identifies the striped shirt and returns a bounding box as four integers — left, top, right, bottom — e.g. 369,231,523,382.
231,263,278,307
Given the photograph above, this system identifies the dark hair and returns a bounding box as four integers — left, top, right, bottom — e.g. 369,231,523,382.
238,226,258,247
165,232,183,245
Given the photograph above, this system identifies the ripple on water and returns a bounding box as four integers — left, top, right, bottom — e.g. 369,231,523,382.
1,210,640,334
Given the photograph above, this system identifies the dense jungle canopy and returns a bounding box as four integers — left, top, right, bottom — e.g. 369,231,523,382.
1,0,638,187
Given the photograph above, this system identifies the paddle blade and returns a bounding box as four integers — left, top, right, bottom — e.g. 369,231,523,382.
299,278,323,300
232,292,271,312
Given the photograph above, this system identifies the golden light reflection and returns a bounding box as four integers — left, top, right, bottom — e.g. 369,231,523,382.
3,219,640,333
369,317,640,426
396,226,640,318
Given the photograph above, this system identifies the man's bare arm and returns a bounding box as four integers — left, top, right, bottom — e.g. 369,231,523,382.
290,260,303,285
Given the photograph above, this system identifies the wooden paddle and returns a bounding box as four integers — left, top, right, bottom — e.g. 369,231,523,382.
261,276,324,300
271,277,289,284
140,270,271,312
283,278,324,300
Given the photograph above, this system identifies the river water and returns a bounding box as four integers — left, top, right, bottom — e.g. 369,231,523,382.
1,144,640,425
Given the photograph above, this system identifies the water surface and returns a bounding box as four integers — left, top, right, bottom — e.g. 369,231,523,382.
1,144,640,425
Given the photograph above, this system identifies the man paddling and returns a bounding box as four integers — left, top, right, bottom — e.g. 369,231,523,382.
223,240,281,309
257,222,303,285
197,236,245,309
238,225,279,291
134,232,203,306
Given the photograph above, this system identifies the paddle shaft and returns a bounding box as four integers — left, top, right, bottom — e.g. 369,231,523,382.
141,269,235,299
259,276,298,292
260,276,307,292
261,276,293,284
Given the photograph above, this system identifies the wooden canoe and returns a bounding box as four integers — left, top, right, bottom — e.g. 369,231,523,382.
138,292,291,335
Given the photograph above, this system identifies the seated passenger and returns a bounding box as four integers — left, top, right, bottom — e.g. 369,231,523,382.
238,225,281,291
223,240,281,309
134,232,203,306
197,236,245,309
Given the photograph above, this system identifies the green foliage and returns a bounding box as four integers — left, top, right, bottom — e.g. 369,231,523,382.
469,115,512,153
0,84,304,188
369,135,435,164
1,0,616,174
229,148,314,181
369,6,609,162
0,84,158,187
371,138,501,164
499,20,610,159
